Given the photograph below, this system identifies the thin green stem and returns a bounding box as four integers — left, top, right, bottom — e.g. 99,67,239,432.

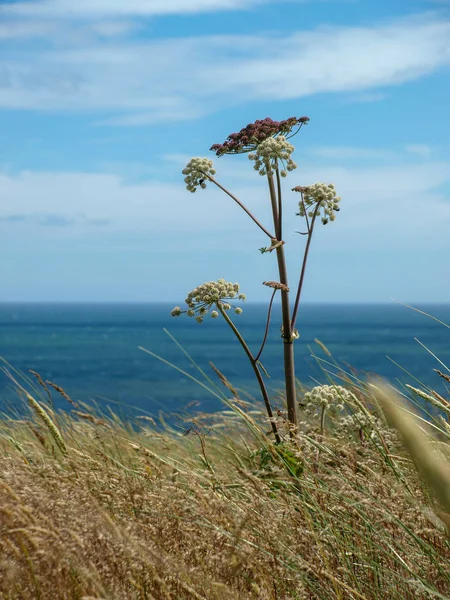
301,196,310,232
266,170,297,429
275,163,283,241
320,406,326,436
205,174,275,239
217,303,281,443
290,202,321,332
255,288,277,363
265,165,280,239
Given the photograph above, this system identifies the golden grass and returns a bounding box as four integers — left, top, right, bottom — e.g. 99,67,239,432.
0,380,449,599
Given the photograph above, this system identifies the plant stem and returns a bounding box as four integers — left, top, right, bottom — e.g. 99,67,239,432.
217,303,281,443
291,203,321,332
320,406,326,436
275,164,283,240
266,168,280,238
255,289,277,363
205,175,275,239
278,251,297,429
266,170,297,429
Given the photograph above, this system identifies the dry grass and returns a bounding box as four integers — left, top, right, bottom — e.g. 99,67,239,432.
0,379,449,600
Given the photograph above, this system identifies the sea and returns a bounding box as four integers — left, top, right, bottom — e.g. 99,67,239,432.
0,303,449,419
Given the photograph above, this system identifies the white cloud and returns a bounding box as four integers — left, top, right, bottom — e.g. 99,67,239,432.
0,18,140,42
1,152,449,302
1,153,449,253
0,20,57,40
98,103,205,126
0,170,249,238
0,14,449,122
2,0,275,19
203,17,450,101
405,144,433,159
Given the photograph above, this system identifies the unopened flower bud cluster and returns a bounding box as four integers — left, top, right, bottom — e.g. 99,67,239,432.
297,183,341,224
182,157,216,192
280,326,299,341
171,278,246,323
248,136,297,177
301,385,356,416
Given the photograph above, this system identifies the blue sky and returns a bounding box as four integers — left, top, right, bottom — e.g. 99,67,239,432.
0,0,449,303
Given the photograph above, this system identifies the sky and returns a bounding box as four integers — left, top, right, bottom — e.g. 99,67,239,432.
0,0,449,303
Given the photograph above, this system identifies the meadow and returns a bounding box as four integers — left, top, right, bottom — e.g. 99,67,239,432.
0,362,449,599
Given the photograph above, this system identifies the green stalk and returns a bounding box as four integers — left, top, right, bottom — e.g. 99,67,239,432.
266,166,297,428
217,303,281,444
320,406,326,436
291,202,320,331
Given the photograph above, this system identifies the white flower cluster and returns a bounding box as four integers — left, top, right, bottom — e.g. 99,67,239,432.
339,411,378,433
182,157,216,192
301,385,356,416
248,136,297,177
337,411,400,446
298,183,341,224
171,278,246,323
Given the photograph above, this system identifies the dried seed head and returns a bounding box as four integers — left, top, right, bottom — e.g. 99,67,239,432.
27,393,67,455
263,281,290,292
210,116,309,156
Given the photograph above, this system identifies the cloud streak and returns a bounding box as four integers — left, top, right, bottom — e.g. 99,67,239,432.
1,150,449,252
3,0,277,19
0,14,449,122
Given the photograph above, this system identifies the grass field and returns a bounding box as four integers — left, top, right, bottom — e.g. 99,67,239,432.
0,366,449,600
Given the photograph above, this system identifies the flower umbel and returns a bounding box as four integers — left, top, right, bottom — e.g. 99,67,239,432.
338,411,378,433
171,278,246,323
249,136,297,177
294,183,341,224
210,116,309,156
301,385,356,417
182,157,216,192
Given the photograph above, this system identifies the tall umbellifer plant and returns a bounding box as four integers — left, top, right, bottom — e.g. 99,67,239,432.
171,117,341,442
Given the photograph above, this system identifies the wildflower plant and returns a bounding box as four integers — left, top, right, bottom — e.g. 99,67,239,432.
301,384,355,434
173,116,342,442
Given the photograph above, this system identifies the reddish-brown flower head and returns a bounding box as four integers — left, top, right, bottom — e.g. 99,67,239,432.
210,116,309,157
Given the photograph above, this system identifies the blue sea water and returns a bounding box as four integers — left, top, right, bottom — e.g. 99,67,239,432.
0,303,449,418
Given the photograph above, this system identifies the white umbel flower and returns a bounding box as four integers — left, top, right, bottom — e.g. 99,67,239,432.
339,411,378,432
182,157,216,192
301,385,356,416
171,278,245,323
296,182,341,224
248,136,297,177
